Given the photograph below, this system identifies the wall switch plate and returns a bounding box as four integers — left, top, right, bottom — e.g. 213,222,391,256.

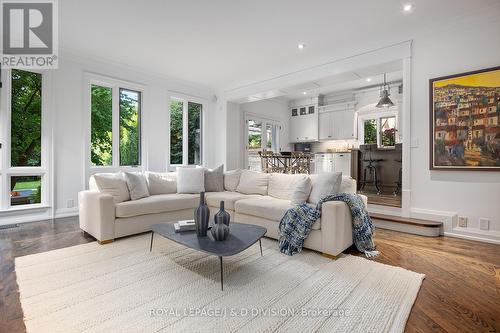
458,216,467,228
410,138,419,148
67,199,75,208
479,218,489,231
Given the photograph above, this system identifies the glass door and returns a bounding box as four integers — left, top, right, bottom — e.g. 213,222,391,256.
245,117,280,170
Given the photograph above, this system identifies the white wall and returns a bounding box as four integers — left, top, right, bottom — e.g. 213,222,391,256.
225,98,291,170
409,10,500,240
51,55,215,218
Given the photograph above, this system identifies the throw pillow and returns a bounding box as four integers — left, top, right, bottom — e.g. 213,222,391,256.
224,169,242,191
291,177,313,205
236,170,270,195
145,171,177,195
268,173,309,201
176,167,205,194
204,165,224,192
93,173,130,203
123,172,150,200
308,172,342,204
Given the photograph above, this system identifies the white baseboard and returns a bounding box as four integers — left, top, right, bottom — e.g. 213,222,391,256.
54,207,79,219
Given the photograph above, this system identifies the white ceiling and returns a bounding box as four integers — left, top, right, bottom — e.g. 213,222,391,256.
59,0,499,90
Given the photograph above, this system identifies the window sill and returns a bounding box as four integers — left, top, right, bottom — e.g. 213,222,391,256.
0,204,50,213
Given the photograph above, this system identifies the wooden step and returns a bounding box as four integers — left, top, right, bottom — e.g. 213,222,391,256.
370,213,442,237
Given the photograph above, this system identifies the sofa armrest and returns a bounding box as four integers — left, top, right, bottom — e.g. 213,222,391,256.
78,190,115,242
320,201,354,257
358,194,368,208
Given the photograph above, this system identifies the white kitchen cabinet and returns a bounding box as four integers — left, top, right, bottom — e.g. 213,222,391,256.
290,112,318,142
317,108,356,140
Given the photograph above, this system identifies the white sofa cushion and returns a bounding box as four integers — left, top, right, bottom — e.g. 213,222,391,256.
124,172,150,200
92,173,130,203
176,167,205,194
235,196,320,230
223,169,242,192
145,171,177,195
291,177,312,205
268,173,310,202
205,191,260,210
308,172,342,204
236,170,270,195
340,176,357,194
115,193,198,218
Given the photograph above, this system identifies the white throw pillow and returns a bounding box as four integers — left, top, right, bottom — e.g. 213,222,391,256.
145,171,177,195
268,173,309,201
308,172,342,204
224,169,242,192
124,172,150,200
176,167,205,194
236,170,269,195
291,177,313,205
92,173,130,203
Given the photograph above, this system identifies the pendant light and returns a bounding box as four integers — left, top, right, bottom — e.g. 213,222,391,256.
376,73,394,108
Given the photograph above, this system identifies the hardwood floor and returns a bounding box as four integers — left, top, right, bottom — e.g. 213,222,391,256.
1,218,499,332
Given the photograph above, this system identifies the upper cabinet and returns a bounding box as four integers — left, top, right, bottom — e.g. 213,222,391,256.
318,102,357,140
289,97,322,143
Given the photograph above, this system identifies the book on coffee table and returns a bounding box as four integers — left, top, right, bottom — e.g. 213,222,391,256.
174,220,196,233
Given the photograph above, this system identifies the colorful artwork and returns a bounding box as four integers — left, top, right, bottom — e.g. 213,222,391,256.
430,66,500,170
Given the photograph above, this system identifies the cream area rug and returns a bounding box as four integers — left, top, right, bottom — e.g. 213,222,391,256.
15,234,424,333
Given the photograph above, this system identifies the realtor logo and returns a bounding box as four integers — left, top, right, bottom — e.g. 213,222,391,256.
1,0,58,68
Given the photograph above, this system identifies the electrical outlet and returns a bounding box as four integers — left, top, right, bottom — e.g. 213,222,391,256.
67,199,75,208
479,218,489,231
458,216,467,228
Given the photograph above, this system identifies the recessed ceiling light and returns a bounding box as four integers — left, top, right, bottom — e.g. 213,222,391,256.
403,3,413,12
366,78,372,82
303,91,307,95
298,43,305,50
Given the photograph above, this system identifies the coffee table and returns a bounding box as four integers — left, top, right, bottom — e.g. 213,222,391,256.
150,222,267,290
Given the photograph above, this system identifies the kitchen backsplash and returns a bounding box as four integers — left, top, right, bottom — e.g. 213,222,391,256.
309,140,359,153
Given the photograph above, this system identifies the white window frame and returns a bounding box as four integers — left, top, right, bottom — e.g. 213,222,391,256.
357,107,399,147
168,93,207,171
0,68,53,214
84,73,146,182
243,113,282,170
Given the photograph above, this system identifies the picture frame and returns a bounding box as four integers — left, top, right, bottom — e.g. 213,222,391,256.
429,66,500,171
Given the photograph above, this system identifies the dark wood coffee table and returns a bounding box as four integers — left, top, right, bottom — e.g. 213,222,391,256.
150,222,267,290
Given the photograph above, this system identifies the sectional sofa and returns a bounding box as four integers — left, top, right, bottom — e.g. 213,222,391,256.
78,170,367,257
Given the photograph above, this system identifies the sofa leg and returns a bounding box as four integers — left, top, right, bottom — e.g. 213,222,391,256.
98,239,114,245
322,252,339,260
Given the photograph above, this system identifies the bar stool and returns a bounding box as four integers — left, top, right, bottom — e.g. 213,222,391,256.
394,159,402,196
359,147,382,194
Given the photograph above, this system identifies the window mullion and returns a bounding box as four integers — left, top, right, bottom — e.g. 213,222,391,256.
182,100,188,165
112,86,120,167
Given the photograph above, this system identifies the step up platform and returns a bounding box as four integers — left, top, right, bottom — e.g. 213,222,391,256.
370,213,442,237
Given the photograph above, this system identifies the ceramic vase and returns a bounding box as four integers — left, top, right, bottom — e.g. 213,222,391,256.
211,201,230,241
194,192,210,237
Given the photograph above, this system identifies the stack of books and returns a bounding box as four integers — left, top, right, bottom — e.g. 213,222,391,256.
174,220,196,233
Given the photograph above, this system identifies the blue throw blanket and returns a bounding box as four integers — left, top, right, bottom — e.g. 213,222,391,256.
278,193,379,258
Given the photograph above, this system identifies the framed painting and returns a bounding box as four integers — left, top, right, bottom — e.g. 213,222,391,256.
429,66,500,171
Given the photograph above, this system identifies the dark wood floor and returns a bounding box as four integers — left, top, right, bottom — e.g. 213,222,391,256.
1,218,499,333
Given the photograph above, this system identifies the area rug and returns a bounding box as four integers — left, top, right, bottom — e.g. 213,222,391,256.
15,234,424,333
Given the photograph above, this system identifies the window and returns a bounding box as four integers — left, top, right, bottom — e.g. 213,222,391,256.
90,85,112,166
169,98,203,166
88,75,143,170
0,69,48,210
11,70,42,167
119,89,141,166
380,116,397,147
358,108,398,148
363,119,377,144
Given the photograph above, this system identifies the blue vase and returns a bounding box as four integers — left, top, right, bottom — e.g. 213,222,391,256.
194,192,210,237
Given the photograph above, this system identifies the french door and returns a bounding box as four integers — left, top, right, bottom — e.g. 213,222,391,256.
245,116,280,171
0,68,50,213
